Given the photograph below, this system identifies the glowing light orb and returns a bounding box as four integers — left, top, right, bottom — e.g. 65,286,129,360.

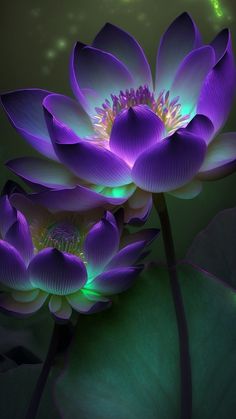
30,8,41,18
46,49,56,60
56,38,68,50
210,0,224,18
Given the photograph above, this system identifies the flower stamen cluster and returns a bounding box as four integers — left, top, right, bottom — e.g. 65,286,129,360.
31,217,87,262
92,85,189,140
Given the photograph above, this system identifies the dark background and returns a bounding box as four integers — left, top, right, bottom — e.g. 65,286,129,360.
0,0,236,259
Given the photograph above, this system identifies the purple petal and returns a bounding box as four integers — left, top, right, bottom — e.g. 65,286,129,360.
70,41,102,111
49,296,72,320
43,93,94,139
88,266,142,295
186,114,214,145
28,248,87,295
92,23,152,87
106,241,147,270
0,291,48,317
128,188,151,209
7,157,78,189
168,179,202,199
44,106,85,146
132,130,206,192
1,89,58,160
49,295,61,313
67,290,111,314
124,188,152,224
0,195,17,237
84,212,119,273
211,28,233,64
50,138,132,187
171,46,215,115
12,289,40,302
70,45,134,112
104,211,117,227
110,105,165,166
45,111,132,187
197,30,236,133
155,13,201,93
70,41,89,105
27,184,135,213
124,203,152,226
0,240,30,290
4,211,34,265
198,132,236,180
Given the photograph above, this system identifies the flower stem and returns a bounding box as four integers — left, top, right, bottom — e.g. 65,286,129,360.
153,193,192,419
25,322,63,419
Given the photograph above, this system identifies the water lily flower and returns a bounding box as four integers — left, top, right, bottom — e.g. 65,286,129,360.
0,195,158,320
1,13,236,220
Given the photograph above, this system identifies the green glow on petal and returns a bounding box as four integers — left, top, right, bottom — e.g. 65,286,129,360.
102,184,136,199
82,288,109,302
111,187,129,198
86,266,100,284
82,289,102,298
90,185,105,193
90,183,135,199
181,103,193,116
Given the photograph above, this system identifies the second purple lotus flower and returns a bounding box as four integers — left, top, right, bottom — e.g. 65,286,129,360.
0,195,158,320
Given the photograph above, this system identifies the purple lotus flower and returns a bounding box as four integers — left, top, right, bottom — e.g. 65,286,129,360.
0,195,158,320
1,13,236,220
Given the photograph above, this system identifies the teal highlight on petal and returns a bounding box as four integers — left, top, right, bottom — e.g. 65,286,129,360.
89,183,136,202
102,183,136,199
81,288,108,302
12,289,40,303
111,187,129,198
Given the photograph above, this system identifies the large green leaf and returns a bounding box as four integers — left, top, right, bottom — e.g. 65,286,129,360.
0,364,58,419
186,207,236,289
55,264,236,419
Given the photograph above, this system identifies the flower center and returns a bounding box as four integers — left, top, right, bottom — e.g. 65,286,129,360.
31,219,86,261
92,85,190,140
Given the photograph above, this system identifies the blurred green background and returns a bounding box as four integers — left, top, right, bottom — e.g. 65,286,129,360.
0,0,236,260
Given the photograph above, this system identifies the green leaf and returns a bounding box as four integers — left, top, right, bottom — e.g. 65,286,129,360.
0,364,58,419
180,265,236,419
55,264,236,419
186,207,236,289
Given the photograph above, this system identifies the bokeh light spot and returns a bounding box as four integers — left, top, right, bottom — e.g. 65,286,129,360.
56,38,68,50
46,49,56,60
41,65,50,75
69,25,78,34
30,8,41,18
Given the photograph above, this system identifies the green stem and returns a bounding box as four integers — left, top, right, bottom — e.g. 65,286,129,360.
153,193,192,419
25,322,64,419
